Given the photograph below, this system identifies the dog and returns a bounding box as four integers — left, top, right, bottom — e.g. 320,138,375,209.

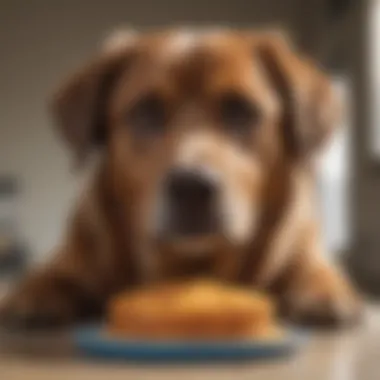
0,28,361,329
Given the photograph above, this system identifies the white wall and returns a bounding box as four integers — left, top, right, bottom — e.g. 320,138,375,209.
317,77,351,254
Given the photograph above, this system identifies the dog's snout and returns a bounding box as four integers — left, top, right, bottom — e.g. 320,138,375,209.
167,169,216,204
161,168,219,237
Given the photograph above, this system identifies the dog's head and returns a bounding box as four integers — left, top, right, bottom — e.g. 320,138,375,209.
51,28,338,257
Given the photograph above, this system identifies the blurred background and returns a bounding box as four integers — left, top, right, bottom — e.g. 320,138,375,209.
0,0,377,296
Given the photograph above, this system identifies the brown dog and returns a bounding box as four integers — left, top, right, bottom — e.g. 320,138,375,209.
0,28,361,329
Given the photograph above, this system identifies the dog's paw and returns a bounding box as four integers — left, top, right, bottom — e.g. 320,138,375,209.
0,280,73,331
281,273,363,328
284,292,362,328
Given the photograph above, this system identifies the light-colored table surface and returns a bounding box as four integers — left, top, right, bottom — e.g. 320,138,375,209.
0,305,379,380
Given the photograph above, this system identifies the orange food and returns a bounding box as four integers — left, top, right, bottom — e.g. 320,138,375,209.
107,280,281,340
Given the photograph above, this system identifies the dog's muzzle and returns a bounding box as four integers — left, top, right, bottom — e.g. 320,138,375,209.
159,168,220,238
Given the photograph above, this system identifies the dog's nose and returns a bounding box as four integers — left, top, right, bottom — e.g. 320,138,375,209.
163,168,219,236
167,169,216,204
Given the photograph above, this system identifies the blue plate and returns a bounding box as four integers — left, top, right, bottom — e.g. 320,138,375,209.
73,325,307,362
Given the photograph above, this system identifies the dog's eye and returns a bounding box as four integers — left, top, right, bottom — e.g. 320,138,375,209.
127,94,166,137
219,93,259,134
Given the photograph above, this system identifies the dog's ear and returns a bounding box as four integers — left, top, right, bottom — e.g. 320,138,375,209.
51,31,137,167
253,31,339,159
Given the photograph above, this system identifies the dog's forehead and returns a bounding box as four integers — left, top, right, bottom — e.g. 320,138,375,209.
159,30,201,57
147,29,251,61
105,29,253,70
109,29,277,115
123,30,265,91
158,29,241,55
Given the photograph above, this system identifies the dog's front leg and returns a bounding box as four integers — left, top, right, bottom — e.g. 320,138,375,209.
0,247,111,330
277,235,363,327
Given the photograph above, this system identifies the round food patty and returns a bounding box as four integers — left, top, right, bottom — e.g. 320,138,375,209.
107,280,280,340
